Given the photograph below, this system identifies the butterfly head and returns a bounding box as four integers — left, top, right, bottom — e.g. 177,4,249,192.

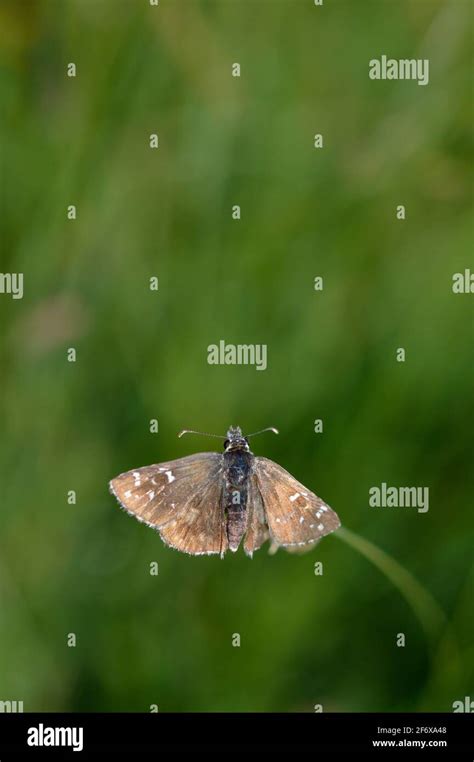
224,426,249,452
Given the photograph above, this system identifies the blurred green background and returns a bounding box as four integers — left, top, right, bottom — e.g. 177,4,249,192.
0,0,472,713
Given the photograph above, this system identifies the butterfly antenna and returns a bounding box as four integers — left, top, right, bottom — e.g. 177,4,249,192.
246,427,279,438
178,429,224,439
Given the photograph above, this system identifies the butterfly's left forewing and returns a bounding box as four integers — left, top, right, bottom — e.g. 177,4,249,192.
254,456,340,548
109,452,228,556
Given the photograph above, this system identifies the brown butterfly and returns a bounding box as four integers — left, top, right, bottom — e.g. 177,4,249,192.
109,426,341,558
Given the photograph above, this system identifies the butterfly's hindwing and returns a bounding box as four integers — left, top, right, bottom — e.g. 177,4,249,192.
159,476,227,556
243,472,269,557
254,456,340,547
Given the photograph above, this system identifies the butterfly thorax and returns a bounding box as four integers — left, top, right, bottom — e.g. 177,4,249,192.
223,447,253,552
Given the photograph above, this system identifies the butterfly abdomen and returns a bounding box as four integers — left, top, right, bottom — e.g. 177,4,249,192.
223,449,253,552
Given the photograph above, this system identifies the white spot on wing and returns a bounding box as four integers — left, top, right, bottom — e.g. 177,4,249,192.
317,523,324,531
289,493,300,502
165,470,175,483
125,490,132,498
299,516,305,523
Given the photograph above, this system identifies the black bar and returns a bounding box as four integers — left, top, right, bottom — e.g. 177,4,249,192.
0,713,472,757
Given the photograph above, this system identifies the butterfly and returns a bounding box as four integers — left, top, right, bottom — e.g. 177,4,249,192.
109,426,341,558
